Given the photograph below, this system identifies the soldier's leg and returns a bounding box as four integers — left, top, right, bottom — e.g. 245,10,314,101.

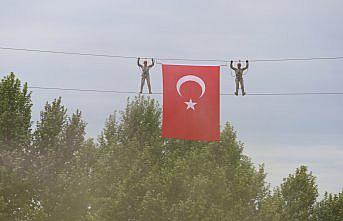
235,78,239,96
146,74,152,94
240,79,246,96
140,75,145,93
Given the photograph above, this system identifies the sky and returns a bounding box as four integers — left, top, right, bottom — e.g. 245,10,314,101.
1,0,342,195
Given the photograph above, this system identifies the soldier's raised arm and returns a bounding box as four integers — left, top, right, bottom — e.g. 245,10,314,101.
242,60,249,71
230,60,237,71
149,58,155,68
137,57,143,67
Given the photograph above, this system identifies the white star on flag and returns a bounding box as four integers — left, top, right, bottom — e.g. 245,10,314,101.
184,99,197,110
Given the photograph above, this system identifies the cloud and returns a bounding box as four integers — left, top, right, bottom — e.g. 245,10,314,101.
244,144,343,195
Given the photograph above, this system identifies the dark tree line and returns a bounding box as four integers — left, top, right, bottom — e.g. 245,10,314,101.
0,72,342,221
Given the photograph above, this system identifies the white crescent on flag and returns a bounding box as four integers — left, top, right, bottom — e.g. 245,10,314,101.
176,75,206,98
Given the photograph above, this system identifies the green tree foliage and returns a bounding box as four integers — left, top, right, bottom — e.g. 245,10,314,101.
64,109,87,157
0,73,42,220
92,96,268,221
0,72,32,150
280,166,318,220
0,150,46,221
259,166,319,221
33,97,67,155
38,139,96,221
31,97,92,221
1,73,342,220
314,191,343,220
258,189,284,221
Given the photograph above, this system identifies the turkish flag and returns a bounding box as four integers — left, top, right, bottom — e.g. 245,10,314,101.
162,64,220,142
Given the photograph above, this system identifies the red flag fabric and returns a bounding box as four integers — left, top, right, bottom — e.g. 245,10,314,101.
162,64,220,142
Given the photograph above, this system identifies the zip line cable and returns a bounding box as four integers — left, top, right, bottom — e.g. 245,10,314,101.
28,86,343,96
0,46,138,60
2,46,343,96
1,46,343,63
30,86,141,94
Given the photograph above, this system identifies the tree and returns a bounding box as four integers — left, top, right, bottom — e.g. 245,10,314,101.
314,191,343,221
259,166,319,221
32,97,90,221
63,109,87,161
0,72,32,150
117,97,162,147
33,97,67,154
1,73,340,220
98,111,118,148
281,166,318,220
44,139,97,221
258,189,284,221
0,73,44,220
0,150,47,220
92,96,268,221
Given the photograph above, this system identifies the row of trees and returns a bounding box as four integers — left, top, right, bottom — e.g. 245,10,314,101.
0,72,342,220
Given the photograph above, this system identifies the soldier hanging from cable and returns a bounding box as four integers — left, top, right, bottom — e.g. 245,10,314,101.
137,57,154,94
230,60,249,96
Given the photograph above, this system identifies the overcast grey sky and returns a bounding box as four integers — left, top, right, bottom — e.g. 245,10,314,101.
1,0,342,195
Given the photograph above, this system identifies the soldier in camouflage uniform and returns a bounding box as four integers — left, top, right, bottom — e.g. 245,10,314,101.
230,60,249,96
138,57,154,94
